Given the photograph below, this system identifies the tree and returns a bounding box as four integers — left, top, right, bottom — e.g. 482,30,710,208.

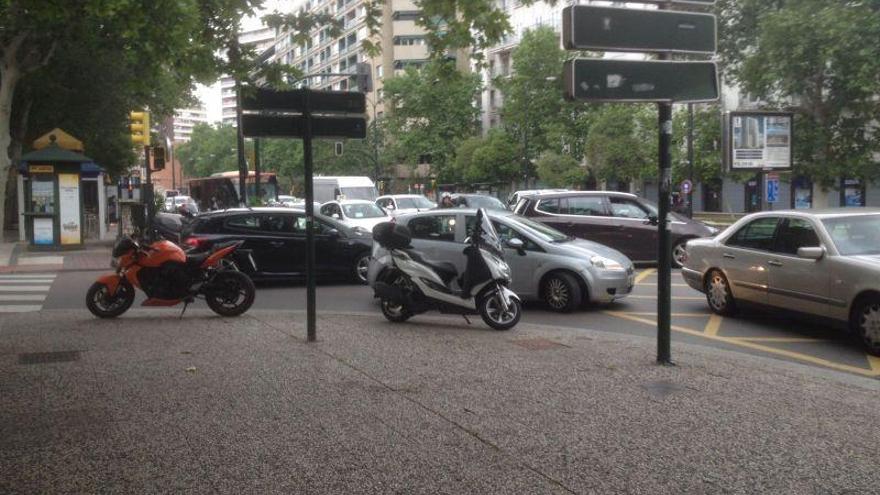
382,59,481,181
717,0,880,185
175,124,243,179
584,104,657,184
671,105,723,185
462,129,520,184
536,151,585,188
495,26,569,182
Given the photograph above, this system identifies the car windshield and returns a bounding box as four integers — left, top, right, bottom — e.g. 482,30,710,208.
464,195,506,210
822,214,880,255
342,203,386,219
397,196,434,209
508,215,570,243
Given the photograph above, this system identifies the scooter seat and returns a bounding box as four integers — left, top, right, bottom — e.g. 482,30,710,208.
403,249,459,285
186,252,210,267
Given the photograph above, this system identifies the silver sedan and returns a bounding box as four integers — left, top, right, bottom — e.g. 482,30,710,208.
681,208,880,355
367,209,635,312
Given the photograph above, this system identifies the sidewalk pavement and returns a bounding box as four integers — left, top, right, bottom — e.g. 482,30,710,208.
0,239,112,273
2,309,878,494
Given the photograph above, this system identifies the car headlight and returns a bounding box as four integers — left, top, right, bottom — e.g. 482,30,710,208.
591,255,626,271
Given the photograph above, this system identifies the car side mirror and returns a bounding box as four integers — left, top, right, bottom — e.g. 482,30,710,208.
332,213,341,220
797,246,824,260
386,204,395,210
507,237,526,255
326,228,340,239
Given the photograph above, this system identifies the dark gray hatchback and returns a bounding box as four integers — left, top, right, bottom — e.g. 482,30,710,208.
514,191,718,266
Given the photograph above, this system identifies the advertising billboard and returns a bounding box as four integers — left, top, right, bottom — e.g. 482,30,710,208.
725,112,793,171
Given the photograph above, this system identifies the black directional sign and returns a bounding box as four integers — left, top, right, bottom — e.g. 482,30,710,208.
638,0,715,4
241,114,367,139
563,59,718,103
241,87,366,114
562,6,716,54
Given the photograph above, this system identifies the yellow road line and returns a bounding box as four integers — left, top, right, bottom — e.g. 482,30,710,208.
633,269,656,285
635,282,691,287
704,314,723,336
615,312,709,317
868,355,880,373
627,295,705,301
733,337,828,343
603,311,880,378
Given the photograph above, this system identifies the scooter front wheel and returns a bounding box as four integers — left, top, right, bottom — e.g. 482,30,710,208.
480,291,521,331
380,298,412,323
86,281,135,318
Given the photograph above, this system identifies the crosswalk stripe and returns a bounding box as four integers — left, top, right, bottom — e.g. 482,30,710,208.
0,295,47,301
0,286,51,292
0,274,57,279
0,305,42,312
0,279,56,284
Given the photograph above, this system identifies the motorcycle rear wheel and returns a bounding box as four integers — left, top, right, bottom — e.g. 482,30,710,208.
86,281,135,318
205,271,256,317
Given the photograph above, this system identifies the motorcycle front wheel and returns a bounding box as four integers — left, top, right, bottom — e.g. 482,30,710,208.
86,281,135,318
479,290,521,331
205,271,256,317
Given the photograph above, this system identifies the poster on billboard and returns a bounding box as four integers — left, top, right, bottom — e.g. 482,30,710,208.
33,218,53,245
725,111,793,171
58,173,81,245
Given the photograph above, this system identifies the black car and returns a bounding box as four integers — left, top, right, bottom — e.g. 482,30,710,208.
183,208,373,283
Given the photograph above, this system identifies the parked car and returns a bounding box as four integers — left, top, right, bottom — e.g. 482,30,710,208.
376,194,436,216
320,199,391,233
507,189,568,210
183,208,373,283
367,209,635,312
450,193,507,211
514,191,718,266
681,208,880,355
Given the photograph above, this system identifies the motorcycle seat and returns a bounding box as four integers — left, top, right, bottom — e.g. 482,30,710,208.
403,249,458,285
185,252,210,267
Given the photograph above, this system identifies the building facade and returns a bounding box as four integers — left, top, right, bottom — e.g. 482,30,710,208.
222,27,277,125
169,107,209,143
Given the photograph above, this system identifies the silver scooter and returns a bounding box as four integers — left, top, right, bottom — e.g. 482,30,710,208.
372,208,522,330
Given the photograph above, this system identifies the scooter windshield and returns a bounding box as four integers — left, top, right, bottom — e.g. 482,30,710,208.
473,208,504,256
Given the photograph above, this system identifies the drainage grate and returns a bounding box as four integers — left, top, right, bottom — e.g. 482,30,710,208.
18,351,81,365
511,338,568,350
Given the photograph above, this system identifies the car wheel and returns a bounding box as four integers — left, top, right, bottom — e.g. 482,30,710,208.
704,270,736,316
852,296,880,356
352,252,371,285
542,272,581,313
672,240,690,268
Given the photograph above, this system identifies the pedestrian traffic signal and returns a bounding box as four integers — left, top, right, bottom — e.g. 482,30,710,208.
152,146,166,171
356,63,373,93
129,111,151,146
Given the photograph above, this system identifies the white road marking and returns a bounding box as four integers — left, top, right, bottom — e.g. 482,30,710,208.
0,286,51,292
0,279,56,284
0,295,47,301
0,274,57,279
0,273,56,312
0,305,42,312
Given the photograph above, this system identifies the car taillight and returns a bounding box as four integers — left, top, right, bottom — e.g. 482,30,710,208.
185,237,204,249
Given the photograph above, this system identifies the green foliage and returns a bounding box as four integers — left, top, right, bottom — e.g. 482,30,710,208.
175,124,243,179
671,105,723,184
585,104,657,183
382,59,481,181
495,26,569,175
454,129,520,183
717,0,880,184
536,151,585,188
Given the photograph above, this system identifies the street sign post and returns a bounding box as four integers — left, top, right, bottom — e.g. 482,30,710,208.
240,87,367,342
563,6,716,54
766,173,780,204
562,0,717,366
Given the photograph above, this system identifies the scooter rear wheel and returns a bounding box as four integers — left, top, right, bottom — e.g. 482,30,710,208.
86,281,135,318
480,291,521,331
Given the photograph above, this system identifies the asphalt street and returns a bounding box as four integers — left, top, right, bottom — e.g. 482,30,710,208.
41,268,880,378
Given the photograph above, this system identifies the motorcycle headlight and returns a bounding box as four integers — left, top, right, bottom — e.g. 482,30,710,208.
591,255,625,272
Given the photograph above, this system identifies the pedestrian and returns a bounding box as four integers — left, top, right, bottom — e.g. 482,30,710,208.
439,192,455,208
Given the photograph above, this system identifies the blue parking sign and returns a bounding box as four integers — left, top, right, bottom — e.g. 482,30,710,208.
766,176,780,203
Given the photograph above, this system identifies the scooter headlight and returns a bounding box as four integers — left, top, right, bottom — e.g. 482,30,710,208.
591,255,625,272
499,260,512,280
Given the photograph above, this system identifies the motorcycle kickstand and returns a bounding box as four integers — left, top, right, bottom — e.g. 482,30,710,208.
178,297,194,319
462,315,471,325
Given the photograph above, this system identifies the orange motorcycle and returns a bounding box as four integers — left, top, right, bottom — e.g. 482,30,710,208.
86,236,256,318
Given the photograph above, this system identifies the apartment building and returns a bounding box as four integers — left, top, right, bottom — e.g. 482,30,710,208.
269,0,434,118
221,27,277,125
169,107,210,143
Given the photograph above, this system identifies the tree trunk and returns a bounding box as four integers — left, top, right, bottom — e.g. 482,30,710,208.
0,65,22,238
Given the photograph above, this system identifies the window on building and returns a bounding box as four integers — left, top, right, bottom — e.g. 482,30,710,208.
393,11,421,21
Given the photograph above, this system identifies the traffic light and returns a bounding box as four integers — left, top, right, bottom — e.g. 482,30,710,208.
356,62,373,93
152,146,166,171
129,111,151,146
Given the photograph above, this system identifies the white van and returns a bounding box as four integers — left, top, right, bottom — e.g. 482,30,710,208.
313,176,378,203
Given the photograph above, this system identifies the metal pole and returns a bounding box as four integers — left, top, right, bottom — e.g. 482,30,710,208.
254,138,262,204
656,1,673,366
687,103,694,218
144,145,154,237
303,88,317,342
